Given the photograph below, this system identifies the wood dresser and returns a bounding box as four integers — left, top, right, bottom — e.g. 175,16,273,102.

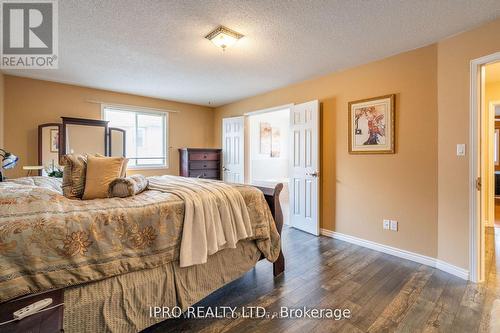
178,148,222,180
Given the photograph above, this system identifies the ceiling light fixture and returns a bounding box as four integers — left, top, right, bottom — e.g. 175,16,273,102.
205,25,244,51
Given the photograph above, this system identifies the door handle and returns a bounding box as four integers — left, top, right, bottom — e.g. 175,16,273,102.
307,171,319,178
223,166,230,172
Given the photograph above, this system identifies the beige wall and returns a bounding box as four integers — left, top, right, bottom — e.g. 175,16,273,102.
0,72,4,148
487,81,500,117
215,45,439,259
3,76,215,178
437,19,500,270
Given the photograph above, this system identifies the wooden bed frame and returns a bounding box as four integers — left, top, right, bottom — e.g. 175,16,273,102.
0,183,285,332
255,183,285,277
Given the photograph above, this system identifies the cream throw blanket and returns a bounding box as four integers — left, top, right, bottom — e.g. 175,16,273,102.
147,176,253,267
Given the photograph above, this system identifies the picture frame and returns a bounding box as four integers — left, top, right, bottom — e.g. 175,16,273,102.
50,129,59,153
259,122,272,155
348,94,395,154
271,127,280,158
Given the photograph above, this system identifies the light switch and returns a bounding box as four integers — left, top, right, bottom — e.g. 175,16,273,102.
456,144,466,156
383,220,390,230
390,220,398,231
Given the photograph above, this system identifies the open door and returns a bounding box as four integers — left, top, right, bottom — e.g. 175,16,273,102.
289,100,320,235
222,116,244,183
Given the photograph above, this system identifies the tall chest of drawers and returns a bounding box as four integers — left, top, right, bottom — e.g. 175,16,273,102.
178,148,222,180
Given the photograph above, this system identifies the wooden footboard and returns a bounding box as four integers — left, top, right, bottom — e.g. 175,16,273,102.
255,183,285,277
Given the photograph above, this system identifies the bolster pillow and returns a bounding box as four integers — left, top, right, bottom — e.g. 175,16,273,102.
108,174,148,198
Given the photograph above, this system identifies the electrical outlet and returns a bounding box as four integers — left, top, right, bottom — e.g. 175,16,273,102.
390,220,398,231
383,219,390,230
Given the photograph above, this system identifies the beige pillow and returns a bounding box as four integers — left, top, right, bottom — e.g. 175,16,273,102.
108,174,149,198
120,158,129,177
82,156,126,200
62,153,103,199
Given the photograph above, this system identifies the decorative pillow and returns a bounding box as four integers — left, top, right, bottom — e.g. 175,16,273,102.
108,174,148,198
119,158,129,178
82,156,126,200
61,153,103,199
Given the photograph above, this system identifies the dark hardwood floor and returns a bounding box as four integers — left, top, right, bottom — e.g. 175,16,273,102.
147,226,499,333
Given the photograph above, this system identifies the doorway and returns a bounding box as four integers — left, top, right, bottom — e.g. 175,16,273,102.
222,100,321,236
486,62,500,287
247,107,291,225
471,53,500,283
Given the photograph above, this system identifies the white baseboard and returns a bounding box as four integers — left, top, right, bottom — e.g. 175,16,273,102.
435,260,469,280
320,228,469,280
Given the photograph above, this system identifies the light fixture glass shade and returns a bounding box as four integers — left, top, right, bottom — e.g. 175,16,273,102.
205,26,243,50
210,32,239,49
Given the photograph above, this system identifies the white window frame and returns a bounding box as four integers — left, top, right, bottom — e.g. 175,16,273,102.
102,104,169,170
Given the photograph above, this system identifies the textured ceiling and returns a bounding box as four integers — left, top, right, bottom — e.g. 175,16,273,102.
3,0,500,106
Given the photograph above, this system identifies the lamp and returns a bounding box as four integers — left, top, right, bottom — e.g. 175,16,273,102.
205,26,244,51
0,148,19,181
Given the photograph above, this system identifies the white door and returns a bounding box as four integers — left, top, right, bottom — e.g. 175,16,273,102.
222,117,245,183
289,100,320,235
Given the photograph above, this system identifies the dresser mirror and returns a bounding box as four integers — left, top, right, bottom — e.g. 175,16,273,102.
109,127,126,157
38,117,126,175
61,117,109,156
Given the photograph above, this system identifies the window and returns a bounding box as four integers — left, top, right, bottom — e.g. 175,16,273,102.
103,106,168,168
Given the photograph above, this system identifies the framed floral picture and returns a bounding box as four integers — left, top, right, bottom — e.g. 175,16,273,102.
348,94,395,154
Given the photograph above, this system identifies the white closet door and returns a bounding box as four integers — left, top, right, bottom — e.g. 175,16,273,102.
289,100,320,235
222,116,244,183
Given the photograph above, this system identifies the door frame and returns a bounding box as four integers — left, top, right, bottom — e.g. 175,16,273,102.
470,52,500,283
243,104,295,117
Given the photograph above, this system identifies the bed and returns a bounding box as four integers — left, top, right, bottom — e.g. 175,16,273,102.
0,176,284,332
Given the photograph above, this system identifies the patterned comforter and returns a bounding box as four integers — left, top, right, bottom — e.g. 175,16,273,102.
0,176,280,303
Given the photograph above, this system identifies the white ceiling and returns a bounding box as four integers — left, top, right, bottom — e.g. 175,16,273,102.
3,0,500,107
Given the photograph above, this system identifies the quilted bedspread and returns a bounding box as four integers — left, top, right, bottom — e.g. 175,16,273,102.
0,176,280,302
